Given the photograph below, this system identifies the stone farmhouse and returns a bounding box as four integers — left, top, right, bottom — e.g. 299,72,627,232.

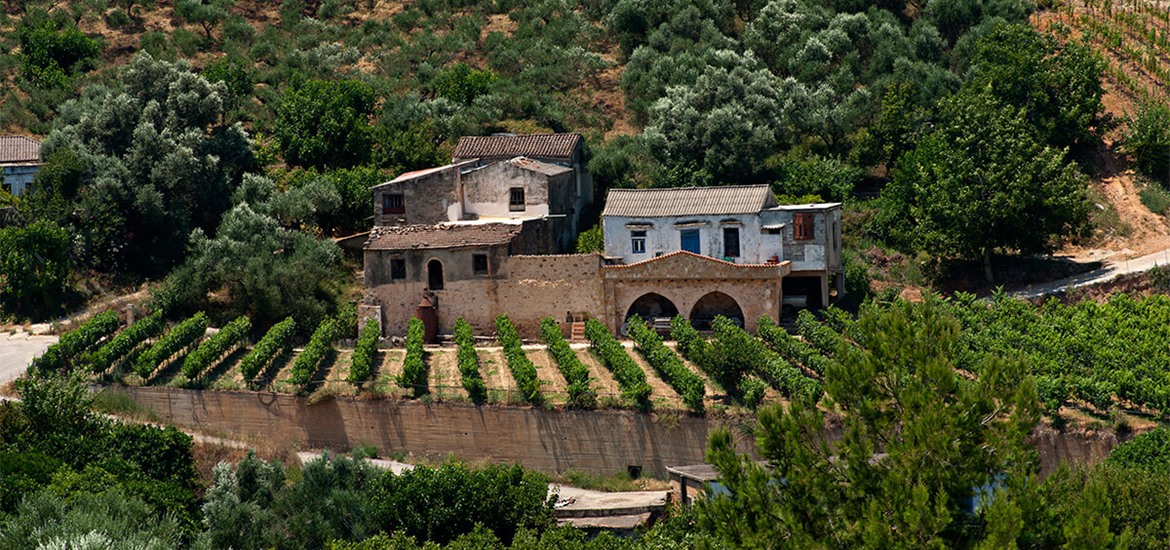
0,136,42,197
361,134,843,339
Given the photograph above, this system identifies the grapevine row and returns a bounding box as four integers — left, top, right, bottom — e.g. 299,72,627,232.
539,318,596,409
182,315,251,379
135,312,209,378
757,317,830,376
88,311,164,373
495,314,542,404
584,318,651,407
349,319,379,385
398,317,428,397
453,318,487,404
33,310,119,372
290,317,338,388
240,316,295,383
628,316,705,413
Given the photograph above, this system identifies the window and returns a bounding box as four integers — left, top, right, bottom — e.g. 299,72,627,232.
427,259,444,290
723,227,740,258
509,187,526,211
680,229,700,254
390,259,406,280
473,253,489,275
383,193,405,214
631,230,647,254
794,212,814,241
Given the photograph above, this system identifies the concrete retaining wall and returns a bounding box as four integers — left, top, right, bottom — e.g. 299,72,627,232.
109,387,1122,478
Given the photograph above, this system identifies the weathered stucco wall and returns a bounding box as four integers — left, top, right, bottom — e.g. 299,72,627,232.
109,387,757,478
501,254,606,337
109,387,1122,479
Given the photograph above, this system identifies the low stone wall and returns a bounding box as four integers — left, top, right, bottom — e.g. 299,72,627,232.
110,387,756,478
109,387,1123,478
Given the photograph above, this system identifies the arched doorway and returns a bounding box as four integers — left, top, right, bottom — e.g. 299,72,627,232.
427,259,444,290
689,291,743,330
625,293,679,323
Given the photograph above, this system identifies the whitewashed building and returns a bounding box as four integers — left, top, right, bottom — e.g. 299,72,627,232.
0,136,42,197
601,185,843,309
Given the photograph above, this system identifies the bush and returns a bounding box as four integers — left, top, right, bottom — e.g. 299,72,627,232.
584,318,651,407
1123,101,1170,186
628,316,704,413
134,313,209,378
181,315,251,379
31,310,119,372
796,309,848,357
17,17,101,87
454,318,487,404
0,221,73,320
349,319,379,385
495,315,542,405
240,317,296,383
1108,427,1170,472
757,317,830,376
540,318,596,409
87,312,164,373
398,317,428,397
289,317,338,388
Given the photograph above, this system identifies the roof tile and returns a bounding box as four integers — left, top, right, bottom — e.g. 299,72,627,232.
453,134,582,161
365,223,522,250
601,185,779,218
0,136,41,164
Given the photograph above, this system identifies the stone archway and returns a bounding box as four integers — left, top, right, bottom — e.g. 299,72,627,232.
689,291,744,330
625,292,680,323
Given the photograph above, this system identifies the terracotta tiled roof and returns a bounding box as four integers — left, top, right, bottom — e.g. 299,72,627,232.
453,134,582,161
0,136,41,164
602,185,778,218
365,223,522,250
505,156,573,176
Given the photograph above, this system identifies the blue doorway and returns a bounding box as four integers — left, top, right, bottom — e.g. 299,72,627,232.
680,229,700,254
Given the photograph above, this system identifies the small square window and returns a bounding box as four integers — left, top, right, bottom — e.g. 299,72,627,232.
390,259,406,280
631,230,646,254
383,193,405,214
509,187,525,211
473,253,488,275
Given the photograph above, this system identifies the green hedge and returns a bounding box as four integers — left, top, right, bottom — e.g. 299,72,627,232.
182,315,251,378
398,317,428,397
134,312,209,378
289,317,338,388
584,318,651,407
240,317,296,383
757,317,830,375
87,312,164,373
539,318,595,409
495,315,541,404
348,319,379,385
32,310,119,372
628,316,704,413
453,318,487,404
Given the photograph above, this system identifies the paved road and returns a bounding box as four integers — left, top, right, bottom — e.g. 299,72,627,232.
0,330,57,385
1012,247,1170,299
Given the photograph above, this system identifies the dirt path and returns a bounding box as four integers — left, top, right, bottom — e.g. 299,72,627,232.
1014,246,1170,299
573,348,624,404
0,330,56,384
524,346,568,406
624,348,683,409
477,348,521,403
426,348,466,401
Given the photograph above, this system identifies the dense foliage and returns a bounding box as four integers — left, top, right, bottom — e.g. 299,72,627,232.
794,308,850,359
86,311,164,373
583,318,651,408
182,315,251,379
398,318,428,397
627,316,704,413
30,310,118,372
494,314,542,405
757,316,830,376
0,221,72,320
135,312,209,379
275,80,377,169
452,318,487,404
349,319,380,385
289,317,338,388
1122,100,1170,186
539,318,596,409
16,14,101,88
239,316,296,383
711,317,822,403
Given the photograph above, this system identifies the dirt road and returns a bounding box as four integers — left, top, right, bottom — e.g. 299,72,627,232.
0,330,57,385
1013,247,1170,299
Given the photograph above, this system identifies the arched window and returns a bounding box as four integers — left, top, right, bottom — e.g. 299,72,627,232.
427,259,444,290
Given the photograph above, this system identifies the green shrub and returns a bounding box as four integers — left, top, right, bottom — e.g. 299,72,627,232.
495,315,542,404
87,312,164,373
289,317,338,388
1108,427,1170,472
757,317,830,375
181,315,251,378
134,313,209,378
398,317,428,397
31,310,119,372
17,17,101,87
628,316,704,413
1122,101,1170,186
584,318,651,408
540,318,596,409
348,318,379,385
454,318,487,404
240,317,296,382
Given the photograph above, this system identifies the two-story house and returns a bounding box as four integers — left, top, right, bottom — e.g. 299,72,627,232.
602,185,842,311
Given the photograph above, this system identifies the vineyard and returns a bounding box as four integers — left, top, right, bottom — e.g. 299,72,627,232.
36,292,1170,420
1047,0,1170,102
